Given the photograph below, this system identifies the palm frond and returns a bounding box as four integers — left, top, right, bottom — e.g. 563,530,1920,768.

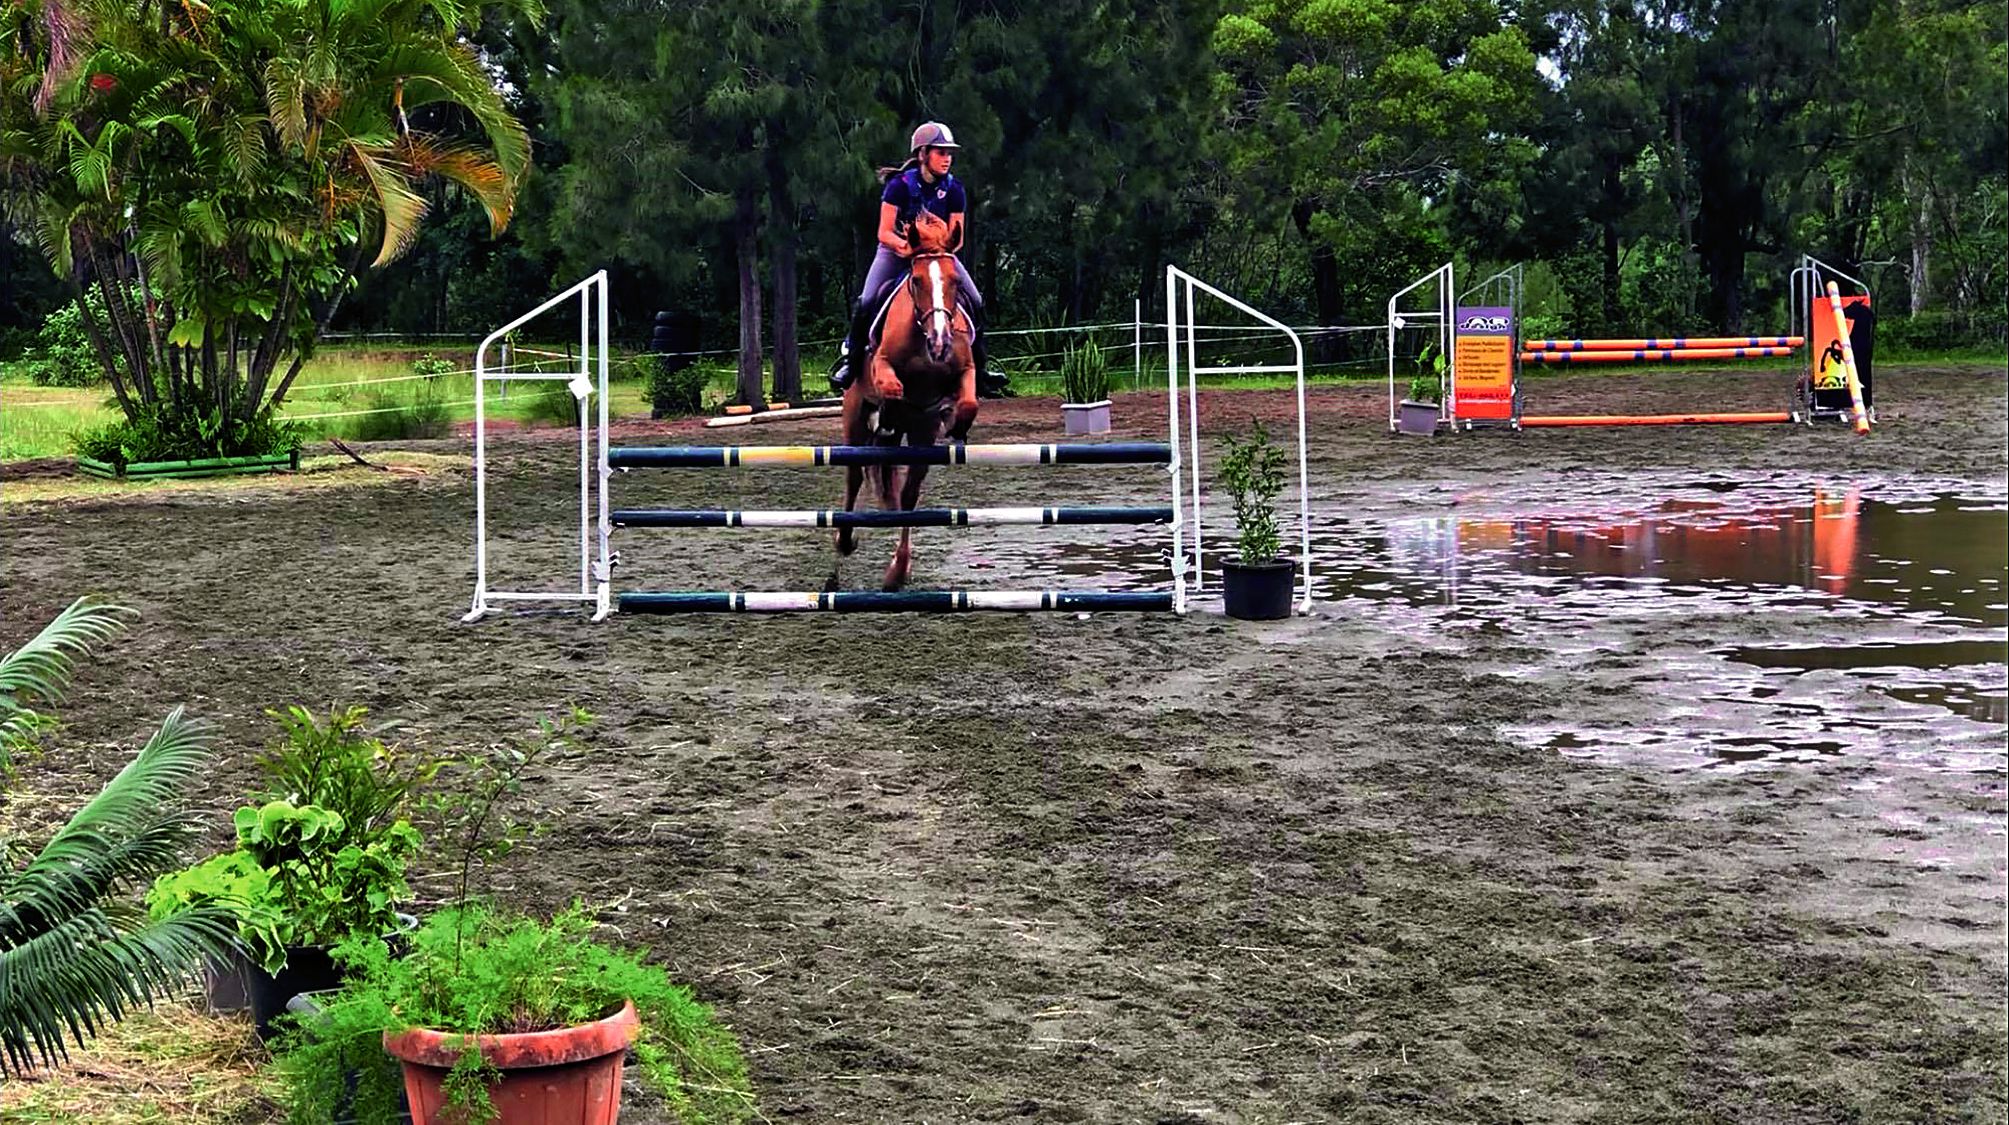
379,41,530,184
1,707,212,938
399,137,512,232
263,57,308,147
349,142,427,266
0,598,132,711
0,905,236,1074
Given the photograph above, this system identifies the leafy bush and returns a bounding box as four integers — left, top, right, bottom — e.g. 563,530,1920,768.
1219,421,1287,566
1060,337,1110,404
69,403,304,468
146,706,430,973
275,905,757,1125
646,356,711,417
514,383,586,427
337,385,452,443
1874,308,2009,354
409,352,458,378
26,295,116,388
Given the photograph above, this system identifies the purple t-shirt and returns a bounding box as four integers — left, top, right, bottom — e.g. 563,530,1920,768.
883,169,966,233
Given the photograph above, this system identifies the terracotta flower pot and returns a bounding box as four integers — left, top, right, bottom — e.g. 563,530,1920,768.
383,1000,640,1125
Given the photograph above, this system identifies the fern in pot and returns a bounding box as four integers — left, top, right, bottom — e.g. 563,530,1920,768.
273,709,758,1125
1217,421,1298,619
1060,336,1112,435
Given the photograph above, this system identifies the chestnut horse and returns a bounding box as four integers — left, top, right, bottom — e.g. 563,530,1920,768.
832,210,980,591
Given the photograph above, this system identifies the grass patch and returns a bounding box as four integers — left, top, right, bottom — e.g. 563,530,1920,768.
0,1000,278,1124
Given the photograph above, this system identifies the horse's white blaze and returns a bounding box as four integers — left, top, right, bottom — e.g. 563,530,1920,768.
928,259,950,350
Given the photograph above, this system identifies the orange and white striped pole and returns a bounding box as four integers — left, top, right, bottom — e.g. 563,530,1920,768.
1824,281,1871,435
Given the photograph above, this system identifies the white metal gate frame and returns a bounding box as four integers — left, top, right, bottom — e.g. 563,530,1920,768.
1385,262,1455,432
463,271,612,622
1165,266,1314,615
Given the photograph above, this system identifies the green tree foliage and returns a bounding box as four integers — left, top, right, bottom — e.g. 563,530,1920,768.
0,0,535,457
7,1,2004,361
1211,0,1541,327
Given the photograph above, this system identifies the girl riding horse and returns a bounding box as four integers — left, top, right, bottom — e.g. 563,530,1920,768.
831,122,992,397
831,208,977,591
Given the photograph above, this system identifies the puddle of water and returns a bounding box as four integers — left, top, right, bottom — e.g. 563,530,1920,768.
1720,640,2007,672
961,475,2007,769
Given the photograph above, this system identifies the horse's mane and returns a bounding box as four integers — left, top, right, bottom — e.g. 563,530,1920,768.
911,210,953,253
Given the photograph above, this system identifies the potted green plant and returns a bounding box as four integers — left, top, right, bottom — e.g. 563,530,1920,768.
1060,337,1112,435
280,905,754,1125
1217,421,1297,619
1397,341,1446,435
274,708,759,1125
147,705,430,1039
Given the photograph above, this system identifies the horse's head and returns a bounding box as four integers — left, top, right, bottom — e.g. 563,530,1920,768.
907,250,962,366
911,209,954,253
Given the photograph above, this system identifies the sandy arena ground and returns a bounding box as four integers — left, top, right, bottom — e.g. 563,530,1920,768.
2,365,2004,1123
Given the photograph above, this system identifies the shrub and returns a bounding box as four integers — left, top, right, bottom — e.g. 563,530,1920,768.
69,403,305,468
1060,336,1110,404
515,383,587,427
146,706,431,972
337,385,451,443
646,356,711,417
26,295,116,388
1219,420,1287,566
409,352,457,378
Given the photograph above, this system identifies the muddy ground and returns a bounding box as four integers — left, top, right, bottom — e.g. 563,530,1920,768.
2,366,2005,1123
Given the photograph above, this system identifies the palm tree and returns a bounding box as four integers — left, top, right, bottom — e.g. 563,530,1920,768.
0,0,535,446
0,598,235,1073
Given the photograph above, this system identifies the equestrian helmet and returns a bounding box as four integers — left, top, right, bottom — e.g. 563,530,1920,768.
910,122,960,153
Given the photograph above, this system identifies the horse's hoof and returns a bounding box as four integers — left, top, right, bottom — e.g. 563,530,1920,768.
822,572,841,593
882,561,909,591
835,529,856,557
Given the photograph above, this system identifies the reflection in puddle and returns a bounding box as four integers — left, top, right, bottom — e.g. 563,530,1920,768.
966,475,2006,770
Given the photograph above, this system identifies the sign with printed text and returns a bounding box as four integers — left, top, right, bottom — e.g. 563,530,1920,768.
1453,306,1515,421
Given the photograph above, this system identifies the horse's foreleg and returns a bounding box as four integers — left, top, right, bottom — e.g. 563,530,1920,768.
884,462,927,592
869,352,905,402
948,360,979,442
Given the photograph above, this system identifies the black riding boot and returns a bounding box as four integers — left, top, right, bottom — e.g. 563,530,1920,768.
830,301,876,393
972,308,1009,399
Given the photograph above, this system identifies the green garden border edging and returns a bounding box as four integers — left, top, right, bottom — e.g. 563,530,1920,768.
77,449,301,481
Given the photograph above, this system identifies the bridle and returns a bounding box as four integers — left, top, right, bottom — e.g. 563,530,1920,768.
908,251,965,360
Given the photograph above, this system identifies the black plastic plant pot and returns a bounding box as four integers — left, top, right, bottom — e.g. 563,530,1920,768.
247,945,343,1041
1222,558,1297,620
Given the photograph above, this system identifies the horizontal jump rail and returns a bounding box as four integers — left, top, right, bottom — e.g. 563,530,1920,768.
620,590,1175,613
1523,336,1803,352
1520,347,1796,364
1520,412,1797,427
607,443,1172,468
614,506,1173,529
